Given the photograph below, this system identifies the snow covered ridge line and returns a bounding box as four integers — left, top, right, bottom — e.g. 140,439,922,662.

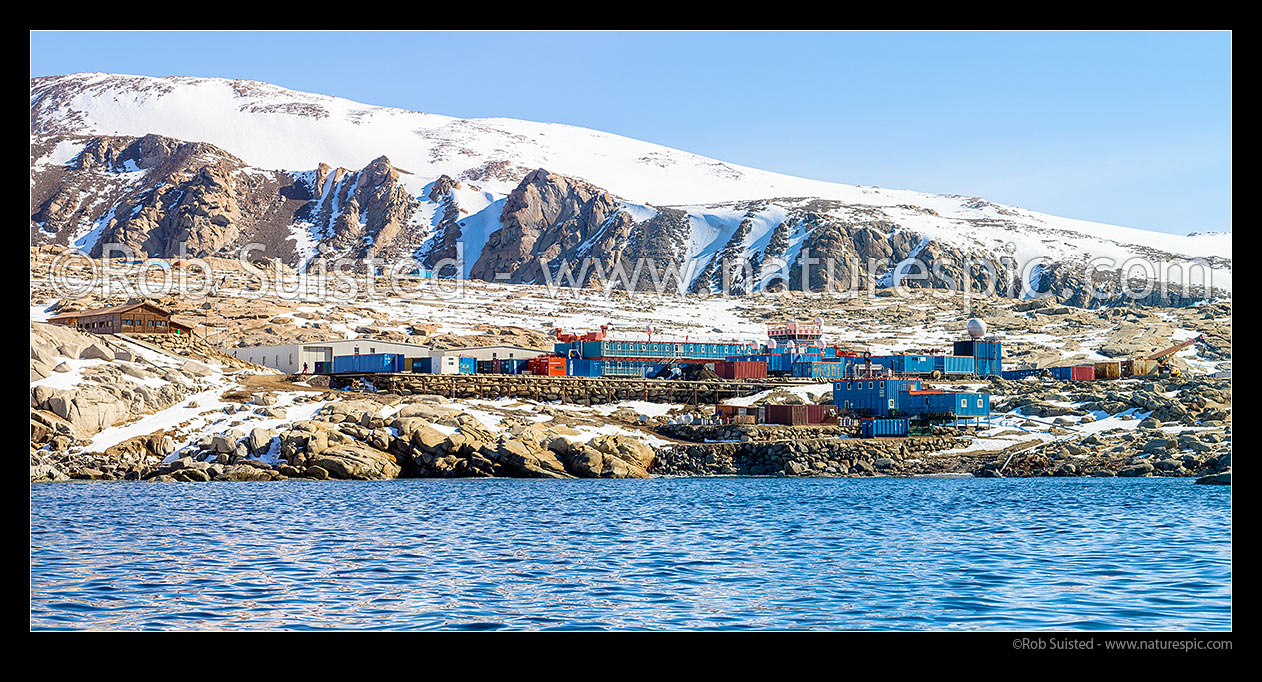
29,73,1231,311
46,241,1229,312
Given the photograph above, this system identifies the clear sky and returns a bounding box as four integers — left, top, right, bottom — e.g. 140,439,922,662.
30,30,1231,235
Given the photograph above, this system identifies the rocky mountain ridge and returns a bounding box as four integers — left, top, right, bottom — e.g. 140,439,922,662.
30,74,1232,306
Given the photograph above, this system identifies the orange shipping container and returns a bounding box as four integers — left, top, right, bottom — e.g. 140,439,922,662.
529,356,567,376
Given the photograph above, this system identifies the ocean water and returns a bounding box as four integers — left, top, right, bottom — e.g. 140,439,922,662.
30,478,1231,630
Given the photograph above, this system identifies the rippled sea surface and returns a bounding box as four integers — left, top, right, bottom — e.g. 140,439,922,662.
30,478,1231,630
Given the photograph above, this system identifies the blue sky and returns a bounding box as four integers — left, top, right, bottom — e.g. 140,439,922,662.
30,31,1231,235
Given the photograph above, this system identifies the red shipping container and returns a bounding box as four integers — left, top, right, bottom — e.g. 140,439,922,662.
1070,365,1094,381
764,404,827,425
716,360,768,379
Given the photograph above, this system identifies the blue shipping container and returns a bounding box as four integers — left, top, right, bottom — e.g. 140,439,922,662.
568,358,600,377
792,361,846,379
1001,368,1044,380
973,357,1003,376
953,340,1003,359
501,358,529,374
412,357,433,373
935,355,975,375
861,418,909,438
331,353,403,374
458,357,477,374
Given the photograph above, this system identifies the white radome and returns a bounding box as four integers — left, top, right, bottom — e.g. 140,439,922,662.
966,318,987,339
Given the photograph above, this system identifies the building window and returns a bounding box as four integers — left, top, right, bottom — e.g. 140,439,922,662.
977,398,983,408
960,398,967,408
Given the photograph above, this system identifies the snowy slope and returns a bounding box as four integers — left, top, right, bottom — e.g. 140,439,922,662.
30,73,1231,294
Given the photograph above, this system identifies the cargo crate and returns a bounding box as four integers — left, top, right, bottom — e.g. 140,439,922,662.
1121,358,1157,377
1094,361,1121,380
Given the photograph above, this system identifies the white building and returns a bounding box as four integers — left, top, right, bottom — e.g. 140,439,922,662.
227,340,547,374
226,339,430,373
427,345,543,363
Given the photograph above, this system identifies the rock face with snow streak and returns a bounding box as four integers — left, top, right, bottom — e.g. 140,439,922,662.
470,169,625,284
298,155,420,262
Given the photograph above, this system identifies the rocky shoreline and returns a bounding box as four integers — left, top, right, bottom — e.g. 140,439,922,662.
32,391,1231,484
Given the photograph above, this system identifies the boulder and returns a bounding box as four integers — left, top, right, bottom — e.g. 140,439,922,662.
308,443,403,480
181,360,213,377
1195,469,1231,485
79,343,115,361
247,427,277,455
588,434,655,470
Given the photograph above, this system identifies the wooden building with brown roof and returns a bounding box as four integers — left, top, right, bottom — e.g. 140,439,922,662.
46,302,193,335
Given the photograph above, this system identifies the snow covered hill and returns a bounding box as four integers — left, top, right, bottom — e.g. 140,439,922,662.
30,73,1232,302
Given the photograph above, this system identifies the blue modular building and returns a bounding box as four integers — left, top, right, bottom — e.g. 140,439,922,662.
897,391,991,418
833,378,923,416
556,338,756,363
870,354,937,375
555,334,757,378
